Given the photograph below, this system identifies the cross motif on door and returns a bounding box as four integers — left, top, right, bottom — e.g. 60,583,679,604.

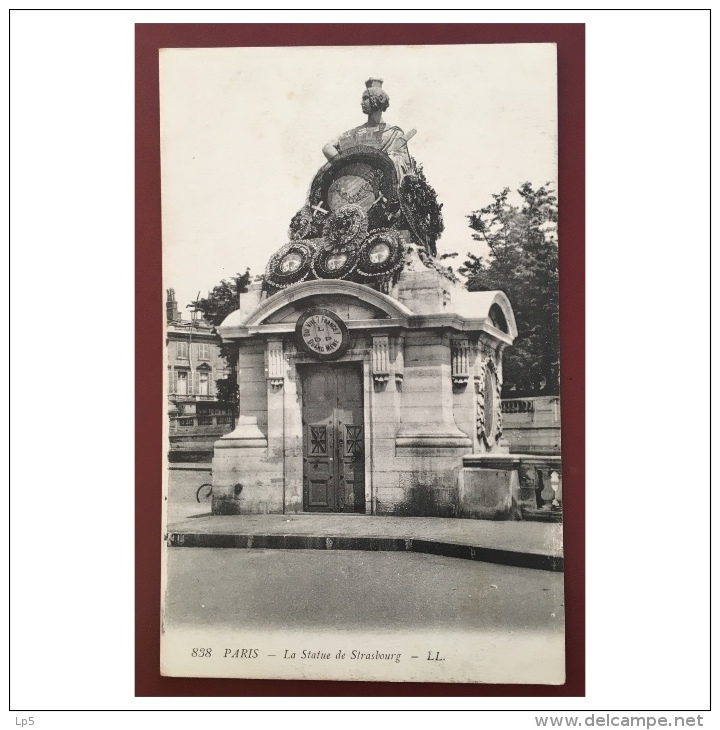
310,426,327,454
345,425,363,455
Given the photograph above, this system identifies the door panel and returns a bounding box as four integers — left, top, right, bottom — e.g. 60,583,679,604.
301,363,365,513
304,418,335,510
342,423,365,512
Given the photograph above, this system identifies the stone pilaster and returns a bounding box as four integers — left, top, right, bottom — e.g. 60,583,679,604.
395,329,471,453
392,333,404,389
266,337,285,463
283,360,304,513
452,337,479,453
211,415,275,514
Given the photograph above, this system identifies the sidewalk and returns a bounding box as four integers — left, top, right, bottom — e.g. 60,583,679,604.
166,511,564,572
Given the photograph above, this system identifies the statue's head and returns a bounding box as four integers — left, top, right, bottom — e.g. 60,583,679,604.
361,77,390,115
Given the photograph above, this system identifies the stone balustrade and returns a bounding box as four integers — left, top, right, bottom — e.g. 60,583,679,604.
170,415,234,432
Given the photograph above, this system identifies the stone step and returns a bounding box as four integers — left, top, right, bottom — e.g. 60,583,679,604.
166,531,563,572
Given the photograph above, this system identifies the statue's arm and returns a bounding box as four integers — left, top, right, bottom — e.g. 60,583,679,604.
322,137,340,161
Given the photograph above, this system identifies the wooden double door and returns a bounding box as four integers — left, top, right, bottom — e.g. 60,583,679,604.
300,363,365,513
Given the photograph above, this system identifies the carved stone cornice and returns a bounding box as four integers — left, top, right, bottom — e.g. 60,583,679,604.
451,338,471,385
266,339,285,391
371,334,390,386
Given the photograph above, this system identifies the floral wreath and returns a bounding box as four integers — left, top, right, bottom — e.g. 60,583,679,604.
264,241,314,290
288,208,313,240
356,229,405,279
288,206,329,241
322,204,368,252
367,196,399,231
311,245,359,280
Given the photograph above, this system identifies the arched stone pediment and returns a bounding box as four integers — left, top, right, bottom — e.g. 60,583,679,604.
245,280,413,327
217,277,517,344
263,296,386,325
450,288,518,340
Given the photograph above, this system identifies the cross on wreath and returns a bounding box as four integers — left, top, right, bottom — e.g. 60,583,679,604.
369,193,386,210
311,201,329,216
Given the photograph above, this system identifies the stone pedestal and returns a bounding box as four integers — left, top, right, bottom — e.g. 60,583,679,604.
211,416,282,514
396,329,472,452
459,454,563,520
212,274,519,518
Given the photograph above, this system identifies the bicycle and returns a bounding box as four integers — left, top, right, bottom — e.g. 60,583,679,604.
196,483,213,503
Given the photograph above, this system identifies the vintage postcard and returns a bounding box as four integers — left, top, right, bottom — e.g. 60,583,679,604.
159,43,564,684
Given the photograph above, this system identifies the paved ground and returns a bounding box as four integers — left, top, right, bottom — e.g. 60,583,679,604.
166,464,564,570
163,468,566,684
164,548,565,633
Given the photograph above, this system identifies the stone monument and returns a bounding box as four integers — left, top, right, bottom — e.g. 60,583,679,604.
210,79,529,519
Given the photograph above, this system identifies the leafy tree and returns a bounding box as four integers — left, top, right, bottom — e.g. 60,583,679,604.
460,183,559,397
191,269,251,328
190,270,251,416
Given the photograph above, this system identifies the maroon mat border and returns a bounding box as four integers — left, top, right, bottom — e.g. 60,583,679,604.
135,22,585,699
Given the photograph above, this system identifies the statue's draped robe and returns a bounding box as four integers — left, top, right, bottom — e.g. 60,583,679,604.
333,122,413,181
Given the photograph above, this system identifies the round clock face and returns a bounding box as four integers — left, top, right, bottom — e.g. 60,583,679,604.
295,309,349,360
368,242,391,264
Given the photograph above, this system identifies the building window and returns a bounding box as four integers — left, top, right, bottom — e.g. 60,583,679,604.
489,304,509,334
198,371,210,396
176,341,188,359
176,370,188,395
197,342,209,360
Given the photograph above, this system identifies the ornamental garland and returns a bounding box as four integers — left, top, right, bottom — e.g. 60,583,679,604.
398,171,444,257
475,356,503,447
277,153,448,291
264,241,314,290
322,204,368,252
311,246,359,280
356,229,405,279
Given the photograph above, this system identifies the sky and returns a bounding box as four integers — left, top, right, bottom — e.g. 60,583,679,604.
160,43,557,311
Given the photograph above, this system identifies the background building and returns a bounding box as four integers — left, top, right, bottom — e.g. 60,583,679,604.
166,289,234,462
